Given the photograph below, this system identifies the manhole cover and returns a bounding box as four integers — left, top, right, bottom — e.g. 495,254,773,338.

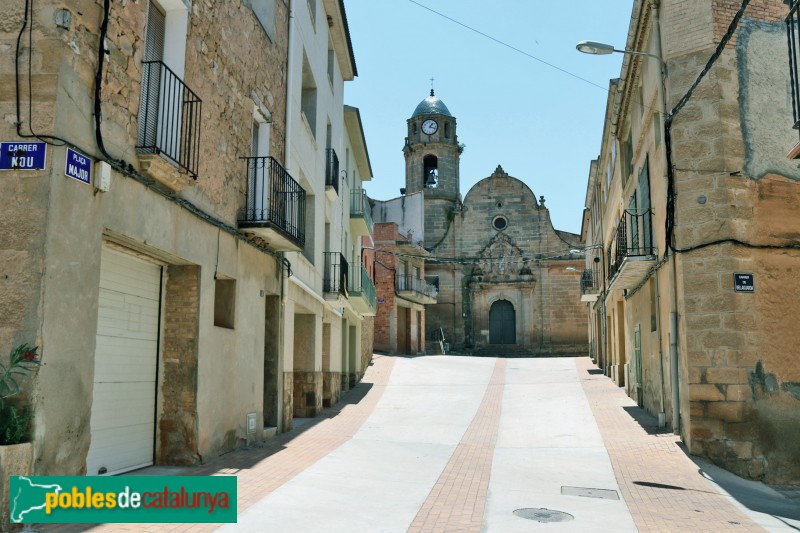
561,486,620,500
513,508,575,523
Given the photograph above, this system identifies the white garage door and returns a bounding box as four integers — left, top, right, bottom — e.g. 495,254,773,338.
87,248,161,476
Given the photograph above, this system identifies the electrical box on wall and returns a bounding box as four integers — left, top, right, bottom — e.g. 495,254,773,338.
246,412,257,434
95,161,111,192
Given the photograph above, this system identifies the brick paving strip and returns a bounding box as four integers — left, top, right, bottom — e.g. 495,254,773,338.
37,355,397,533
575,357,763,532
407,358,506,533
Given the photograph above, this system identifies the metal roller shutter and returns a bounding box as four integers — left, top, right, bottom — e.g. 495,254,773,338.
86,248,161,476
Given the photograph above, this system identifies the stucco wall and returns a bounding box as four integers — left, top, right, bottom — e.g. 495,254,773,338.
0,0,292,475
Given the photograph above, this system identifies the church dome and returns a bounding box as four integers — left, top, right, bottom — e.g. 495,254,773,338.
411,90,452,117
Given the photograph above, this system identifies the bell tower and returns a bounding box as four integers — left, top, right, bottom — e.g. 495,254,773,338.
403,90,461,245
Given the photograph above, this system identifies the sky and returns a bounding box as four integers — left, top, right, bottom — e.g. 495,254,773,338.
342,0,634,234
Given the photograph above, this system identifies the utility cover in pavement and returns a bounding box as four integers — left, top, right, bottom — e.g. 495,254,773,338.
513,508,574,523
561,486,620,500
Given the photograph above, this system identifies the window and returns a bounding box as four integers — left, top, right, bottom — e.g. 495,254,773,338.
649,278,657,332
623,131,634,186
307,0,317,26
611,138,616,166
652,111,661,146
214,278,236,329
444,122,450,138
327,48,335,87
423,155,438,188
137,0,199,176
492,215,508,231
300,53,317,138
245,0,275,41
425,275,439,292
252,104,271,158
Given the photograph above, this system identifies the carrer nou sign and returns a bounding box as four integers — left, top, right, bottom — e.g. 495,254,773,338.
9,476,237,524
0,141,47,170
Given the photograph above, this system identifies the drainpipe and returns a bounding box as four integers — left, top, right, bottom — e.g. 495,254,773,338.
650,1,680,433
277,0,296,434
285,0,295,174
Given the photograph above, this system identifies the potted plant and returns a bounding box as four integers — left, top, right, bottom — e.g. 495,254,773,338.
0,343,40,532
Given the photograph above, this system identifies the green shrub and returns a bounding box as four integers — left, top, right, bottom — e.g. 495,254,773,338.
0,405,34,445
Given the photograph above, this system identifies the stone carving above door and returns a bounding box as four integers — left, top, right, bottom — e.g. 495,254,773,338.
473,233,534,281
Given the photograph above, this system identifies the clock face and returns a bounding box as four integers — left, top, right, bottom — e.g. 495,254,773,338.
421,119,438,135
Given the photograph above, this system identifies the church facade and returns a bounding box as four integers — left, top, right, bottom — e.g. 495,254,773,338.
403,92,588,355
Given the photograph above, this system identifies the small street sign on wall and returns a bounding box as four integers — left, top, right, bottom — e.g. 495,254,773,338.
0,141,47,170
734,273,754,293
65,148,91,184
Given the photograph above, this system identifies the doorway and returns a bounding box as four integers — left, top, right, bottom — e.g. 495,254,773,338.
489,300,516,344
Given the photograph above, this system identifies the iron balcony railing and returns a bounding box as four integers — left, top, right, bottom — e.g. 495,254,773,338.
137,60,202,178
580,266,601,295
396,274,438,300
350,188,373,230
325,148,339,195
348,263,377,305
787,0,800,133
240,156,306,246
607,209,655,281
323,252,349,296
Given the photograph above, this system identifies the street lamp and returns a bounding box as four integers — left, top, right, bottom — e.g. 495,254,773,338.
576,40,666,71
576,31,678,433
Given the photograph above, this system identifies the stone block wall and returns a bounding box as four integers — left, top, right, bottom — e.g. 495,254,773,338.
322,372,341,408
360,316,374,375
658,0,800,482
293,371,322,418
281,372,293,432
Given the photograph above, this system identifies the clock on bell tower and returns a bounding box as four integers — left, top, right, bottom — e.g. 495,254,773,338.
403,90,460,199
403,90,462,246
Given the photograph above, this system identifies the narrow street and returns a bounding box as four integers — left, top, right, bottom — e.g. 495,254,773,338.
43,355,799,533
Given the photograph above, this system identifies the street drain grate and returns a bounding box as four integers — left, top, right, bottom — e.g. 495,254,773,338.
561,486,620,500
513,508,574,523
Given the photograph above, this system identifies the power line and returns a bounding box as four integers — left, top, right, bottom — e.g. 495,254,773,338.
407,0,610,93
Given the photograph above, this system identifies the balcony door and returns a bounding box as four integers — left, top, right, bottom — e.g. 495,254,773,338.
489,299,516,345
633,157,653,254
251,117,271,220
137,1,165,151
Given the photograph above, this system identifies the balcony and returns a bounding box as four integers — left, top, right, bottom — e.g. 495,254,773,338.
137,60,202,190
324,252,349,305
786,1,800,157
607,209,657,291
325,148,339,200
348,263,376,315
396,274,438,305
350,188,373,236
238,156,306,251
580,266,601,302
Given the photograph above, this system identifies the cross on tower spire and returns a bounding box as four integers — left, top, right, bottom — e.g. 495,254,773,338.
430,77,435,96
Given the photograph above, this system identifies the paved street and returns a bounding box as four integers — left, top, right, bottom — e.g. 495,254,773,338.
40,355,799,533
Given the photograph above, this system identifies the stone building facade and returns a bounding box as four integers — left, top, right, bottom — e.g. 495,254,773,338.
580,0,800,483
401,93,588,355
0,0,375,499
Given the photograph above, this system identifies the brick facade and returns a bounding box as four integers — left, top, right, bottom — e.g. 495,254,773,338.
158,265,201,466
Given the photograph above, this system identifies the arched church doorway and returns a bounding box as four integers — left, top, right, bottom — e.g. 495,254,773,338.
489,300,516,344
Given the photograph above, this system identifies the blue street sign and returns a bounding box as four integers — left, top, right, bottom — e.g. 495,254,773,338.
65,148,91,184
0,142,47,170
734,273,754,293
